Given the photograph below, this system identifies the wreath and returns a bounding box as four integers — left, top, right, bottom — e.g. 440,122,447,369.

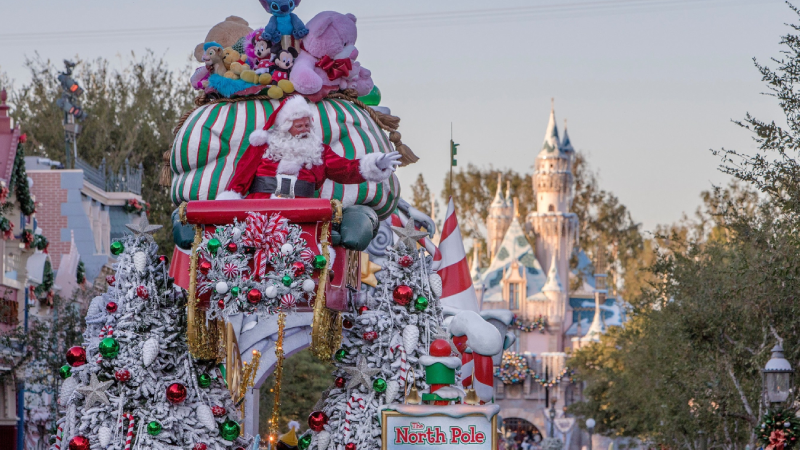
123,199,150,215
757,407,800,450
196,212,324,318
494,351,531,385
512,314,547,333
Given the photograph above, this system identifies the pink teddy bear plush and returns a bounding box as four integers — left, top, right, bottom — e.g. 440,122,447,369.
290,11,374,102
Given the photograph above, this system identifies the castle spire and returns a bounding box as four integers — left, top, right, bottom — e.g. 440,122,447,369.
541,100,560,155
491,173,505,207
561,119,574,154
542,253,562,292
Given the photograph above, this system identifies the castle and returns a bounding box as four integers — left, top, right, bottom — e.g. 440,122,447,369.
471,105,626,449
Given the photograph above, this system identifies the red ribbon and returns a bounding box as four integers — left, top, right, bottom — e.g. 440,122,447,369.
768,429,787,450
315,55,353,81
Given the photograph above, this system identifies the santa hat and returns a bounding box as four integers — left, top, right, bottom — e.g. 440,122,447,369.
249,96,315,146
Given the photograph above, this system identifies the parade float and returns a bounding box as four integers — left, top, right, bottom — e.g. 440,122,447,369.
51,2,511,449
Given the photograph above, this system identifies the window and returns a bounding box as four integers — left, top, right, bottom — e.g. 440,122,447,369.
509,283,521,310
548,204,554,212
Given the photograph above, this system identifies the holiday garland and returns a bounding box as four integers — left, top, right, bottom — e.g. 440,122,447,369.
32,233,48,251
77,260,86,285
9,138,35,216
757,407,800,450
512,314,547,333
34,260,54,298
123,199,150,215
196,212,325,317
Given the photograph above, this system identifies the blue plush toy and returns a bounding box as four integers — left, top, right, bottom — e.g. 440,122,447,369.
259,0,309,43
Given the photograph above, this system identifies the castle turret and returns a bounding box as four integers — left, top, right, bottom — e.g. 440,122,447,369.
487,174,512,258
526,102,579,348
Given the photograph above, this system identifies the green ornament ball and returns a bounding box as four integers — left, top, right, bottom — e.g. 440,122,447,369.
59,364,71,379
98,337,120,359
299,433,313,450
207,238,222,255
198,373,212,388
358,85,382,106
313,255,328,270
414,296,429,312
147,421,162,436
230,286,240,298
334,349,347,362
110,241,124,256
373,378,387,393
219,420,240,441
282,275,293,287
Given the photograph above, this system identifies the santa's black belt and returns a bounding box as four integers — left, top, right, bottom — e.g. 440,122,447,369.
250,176,316,198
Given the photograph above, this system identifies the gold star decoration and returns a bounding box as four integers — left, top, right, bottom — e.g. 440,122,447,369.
391,220,428,250
360,253,382,288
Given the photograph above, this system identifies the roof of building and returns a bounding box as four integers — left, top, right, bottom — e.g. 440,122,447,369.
478,218,546,302
538,106,568,159
561,123,575,154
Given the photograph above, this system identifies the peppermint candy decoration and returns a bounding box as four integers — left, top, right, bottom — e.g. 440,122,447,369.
300,248,316,263
222,262,240,278
281,294,296,308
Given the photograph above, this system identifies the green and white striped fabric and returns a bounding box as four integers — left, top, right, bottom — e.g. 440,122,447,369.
171,98,400,220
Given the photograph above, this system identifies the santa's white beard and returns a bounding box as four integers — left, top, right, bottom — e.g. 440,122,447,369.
265,128,324,172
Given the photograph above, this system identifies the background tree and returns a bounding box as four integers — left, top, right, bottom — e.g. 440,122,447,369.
8,52,194,252
571,6,800,449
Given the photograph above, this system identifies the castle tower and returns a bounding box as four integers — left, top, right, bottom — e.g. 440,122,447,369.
487,174,512,258
527,103,579,341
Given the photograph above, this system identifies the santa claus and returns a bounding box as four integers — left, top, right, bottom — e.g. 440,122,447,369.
217,95,401,200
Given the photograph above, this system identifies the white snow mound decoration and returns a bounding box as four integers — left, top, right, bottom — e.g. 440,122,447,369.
448,310,503,356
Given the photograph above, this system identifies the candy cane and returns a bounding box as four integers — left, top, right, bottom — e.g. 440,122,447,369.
390,344,408,384
123,413,135,450
100,325,114,337
54,424,63,450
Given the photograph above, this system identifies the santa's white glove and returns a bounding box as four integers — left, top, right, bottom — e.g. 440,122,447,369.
375,152,402,171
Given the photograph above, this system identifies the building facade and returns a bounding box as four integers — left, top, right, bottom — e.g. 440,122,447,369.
472,105,626,450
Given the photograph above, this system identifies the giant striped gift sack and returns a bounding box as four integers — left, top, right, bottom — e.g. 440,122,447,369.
171,98,400,220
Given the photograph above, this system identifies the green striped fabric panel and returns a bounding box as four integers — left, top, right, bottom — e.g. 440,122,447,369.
170,99,399,220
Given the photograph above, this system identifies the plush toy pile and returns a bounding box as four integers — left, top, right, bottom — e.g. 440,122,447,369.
192,2,376,103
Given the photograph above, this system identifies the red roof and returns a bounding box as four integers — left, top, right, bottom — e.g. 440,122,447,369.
0,89,19,184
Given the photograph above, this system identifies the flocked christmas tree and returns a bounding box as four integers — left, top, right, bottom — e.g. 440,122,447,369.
52,218,252,450
305,220,449,450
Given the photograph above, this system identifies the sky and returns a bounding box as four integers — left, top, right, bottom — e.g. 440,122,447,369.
0,0,793,234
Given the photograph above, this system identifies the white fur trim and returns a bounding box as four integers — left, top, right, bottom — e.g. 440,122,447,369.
275,96,314,129
216,190,244,200
288,421,300,431
276,160,303,175
249,130,270,146
359,153,392,182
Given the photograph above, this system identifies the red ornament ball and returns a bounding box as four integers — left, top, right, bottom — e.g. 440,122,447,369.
358,306,369,315
158,255,169,265
430,339,452,357
68,436,90,450
247,289,262,305
393,285,413,306
198,260,212,275
345,443,356,450
308,411,329,432
226,242,238,253
218,299,226,309
335,377,346,388
66,346,86,367
211,405,226,417
398,255,414,268
194,444,208,450
292,261,306,277
106,302,118,313
115,369,131,382
166,383,187,404
106,275,116,286
136,286,149,299
363,331,378,341
343,318,354,329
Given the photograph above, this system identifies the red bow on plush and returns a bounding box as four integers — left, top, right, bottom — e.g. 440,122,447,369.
315,55,353,81
768,429,787,450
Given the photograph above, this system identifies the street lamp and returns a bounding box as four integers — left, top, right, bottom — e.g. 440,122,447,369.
585,419,595,450
549,404,556,437
762,344,794,408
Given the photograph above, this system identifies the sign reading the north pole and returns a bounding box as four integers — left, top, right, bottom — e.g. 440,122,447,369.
381,405,499,450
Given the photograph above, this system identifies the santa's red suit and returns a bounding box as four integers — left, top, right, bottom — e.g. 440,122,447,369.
225,142,385,199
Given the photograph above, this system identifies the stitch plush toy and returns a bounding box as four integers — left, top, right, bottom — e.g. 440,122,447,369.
289,11,374,102
259,0,309,44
